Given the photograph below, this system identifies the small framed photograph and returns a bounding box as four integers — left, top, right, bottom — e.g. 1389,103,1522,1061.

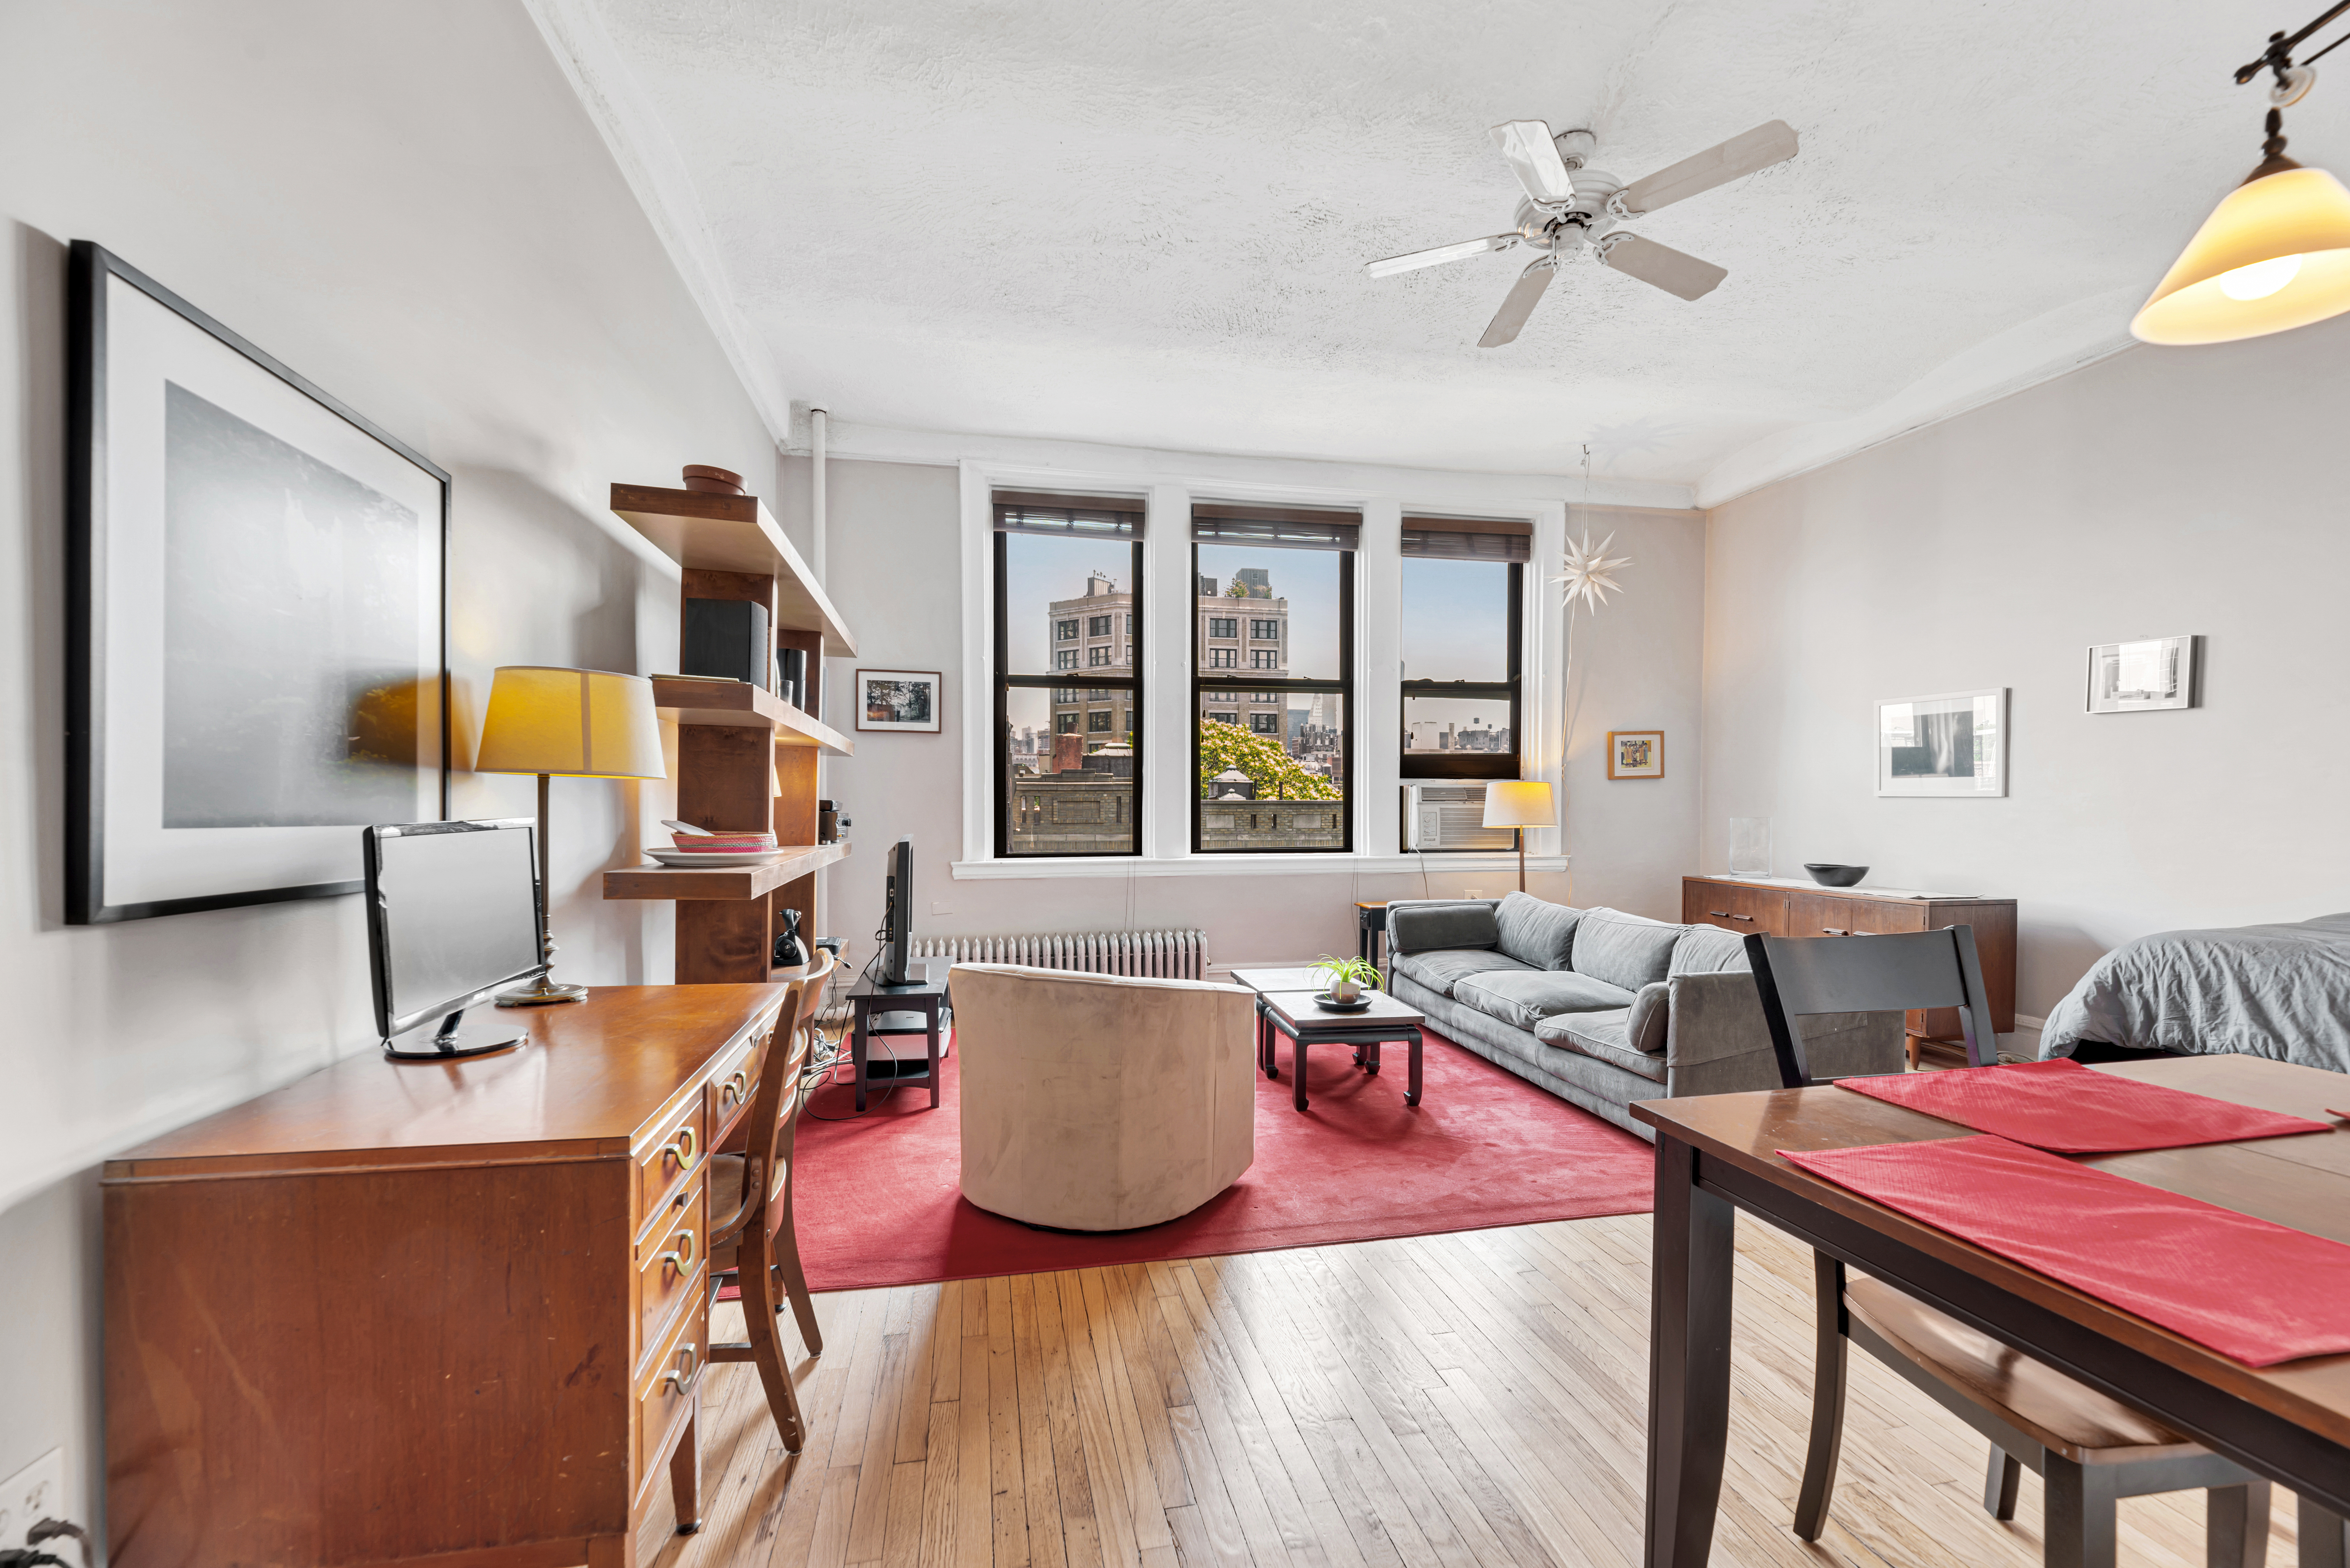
2087,635,2199,713
1606,730,1664,779
856,669,943,732
1876,688,2007,797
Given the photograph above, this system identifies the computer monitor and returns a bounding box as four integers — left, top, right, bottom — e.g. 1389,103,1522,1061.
882,837,916,984
363,818,547,1059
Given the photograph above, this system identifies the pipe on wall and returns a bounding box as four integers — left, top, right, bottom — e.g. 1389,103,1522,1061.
809,406,828,581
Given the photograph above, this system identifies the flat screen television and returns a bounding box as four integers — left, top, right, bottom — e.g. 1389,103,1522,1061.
882,836,916,984
363,818,547,1058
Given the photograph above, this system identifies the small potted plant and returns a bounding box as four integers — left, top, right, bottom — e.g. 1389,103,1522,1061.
1315,954,1380,1005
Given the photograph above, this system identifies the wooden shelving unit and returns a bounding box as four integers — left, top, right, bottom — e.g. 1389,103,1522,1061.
602,471,858,984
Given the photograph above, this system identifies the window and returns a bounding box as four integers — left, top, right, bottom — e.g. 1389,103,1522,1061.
1400,515,1526,783
1193,502,1355,854
1125,614,1134,634
993,490,1144,857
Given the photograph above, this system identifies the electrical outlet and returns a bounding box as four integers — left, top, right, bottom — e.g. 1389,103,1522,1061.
0,1448,64,1553
1464,887,1483,898
930,900,952,915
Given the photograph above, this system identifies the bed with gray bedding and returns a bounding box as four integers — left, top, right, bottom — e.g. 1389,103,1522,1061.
2037,912,2350,1072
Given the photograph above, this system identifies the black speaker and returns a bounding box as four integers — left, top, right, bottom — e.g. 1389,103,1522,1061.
682,598,769,688
776,646,807,710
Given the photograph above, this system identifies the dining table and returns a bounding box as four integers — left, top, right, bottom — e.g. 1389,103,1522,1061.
1633,1054,2350,1568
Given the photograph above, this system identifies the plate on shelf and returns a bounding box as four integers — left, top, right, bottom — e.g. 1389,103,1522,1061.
642,848,790,868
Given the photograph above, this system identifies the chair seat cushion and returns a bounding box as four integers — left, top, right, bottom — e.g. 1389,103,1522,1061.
1844,1274,2205,1464
1391,947,1533,998
1531,1009,1667,1083
706,1151,748,1272
1455,969,1637,1031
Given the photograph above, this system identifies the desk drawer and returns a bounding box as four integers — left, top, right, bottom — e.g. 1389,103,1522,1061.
1787,893,1927,938
635,1098,707,1223
638,1298,707,1482
635,1172,705,1370
1684,881,1786,937
707,1029,762,1143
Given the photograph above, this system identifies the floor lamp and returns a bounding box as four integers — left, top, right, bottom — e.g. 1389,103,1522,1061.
1482,780,1557,893
475,666,668,1005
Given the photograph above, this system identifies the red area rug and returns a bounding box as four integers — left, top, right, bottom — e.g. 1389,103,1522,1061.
783,1026,1653,1292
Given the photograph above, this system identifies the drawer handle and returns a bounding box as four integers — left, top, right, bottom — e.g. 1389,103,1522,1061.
663,1343,699,1395
719,1068,750,1106
667,1126,697,1170
1822,927,1848,936
657,1227,697,1273
1724,913,1755,923
1706,910,1730,918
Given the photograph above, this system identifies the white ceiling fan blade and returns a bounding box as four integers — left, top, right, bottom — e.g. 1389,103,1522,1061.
1617,120,1799,215
1488,120,1575,205
1364,234,1516,279
1597,234,1728,301
1478,258,1558,347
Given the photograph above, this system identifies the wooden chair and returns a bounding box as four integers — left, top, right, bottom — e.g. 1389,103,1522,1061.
705,949,834,1453
1746,928,2276,1568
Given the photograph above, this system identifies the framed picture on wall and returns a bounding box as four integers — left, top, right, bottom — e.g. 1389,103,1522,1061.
1606,729,1664,779
1875,687,2008,797
67,241,450,923
856,669,944,732
2087,634,2199,712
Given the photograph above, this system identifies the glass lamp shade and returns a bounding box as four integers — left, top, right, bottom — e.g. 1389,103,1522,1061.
1482,779,1557,828
474,666,668,779
2132,167,2350,345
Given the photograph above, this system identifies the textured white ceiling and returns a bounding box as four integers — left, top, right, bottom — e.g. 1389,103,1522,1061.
579,0,2333,488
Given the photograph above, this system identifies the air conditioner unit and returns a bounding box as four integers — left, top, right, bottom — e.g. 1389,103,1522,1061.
1403,783,1519,851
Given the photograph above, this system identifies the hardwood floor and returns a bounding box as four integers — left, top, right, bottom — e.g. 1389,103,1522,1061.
642,1214,2312,1568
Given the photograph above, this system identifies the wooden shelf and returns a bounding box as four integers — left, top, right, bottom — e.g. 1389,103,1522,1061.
612,484,857,656
604,841,850,902
648,676,853,755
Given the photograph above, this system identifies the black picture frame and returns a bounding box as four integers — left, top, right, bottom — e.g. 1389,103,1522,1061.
66,240,452,923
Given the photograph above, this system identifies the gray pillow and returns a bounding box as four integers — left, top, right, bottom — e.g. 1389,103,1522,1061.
1670,925,1750,976
1573,908,1689,991
1385,900,1500,955
1494,892,1580,970
1626,981,1671,1053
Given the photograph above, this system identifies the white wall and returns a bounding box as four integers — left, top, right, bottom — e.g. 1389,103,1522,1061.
1701,318,2350,1037
785,452,1706,973
0,0,782,1532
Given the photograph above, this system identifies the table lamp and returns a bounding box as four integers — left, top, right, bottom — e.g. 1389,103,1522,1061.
1482,780,1557,893
475,666,668,1004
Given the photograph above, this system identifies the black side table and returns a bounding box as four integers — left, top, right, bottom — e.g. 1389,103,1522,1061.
847,971,950,1111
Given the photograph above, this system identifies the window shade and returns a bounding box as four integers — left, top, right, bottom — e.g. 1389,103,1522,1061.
993,489,1146,539
1191,502,1360,552
1401,515,1532,562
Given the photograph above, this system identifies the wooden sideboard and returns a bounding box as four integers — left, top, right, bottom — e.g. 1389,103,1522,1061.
103,986,785,1568
1681,875,2017,1059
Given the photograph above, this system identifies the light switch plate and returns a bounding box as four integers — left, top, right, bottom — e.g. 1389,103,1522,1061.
930,901,952,915
0,1448,64,1553
1464,887,1483,898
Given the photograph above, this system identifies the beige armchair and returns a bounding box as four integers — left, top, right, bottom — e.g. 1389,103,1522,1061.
951,963,1256,1231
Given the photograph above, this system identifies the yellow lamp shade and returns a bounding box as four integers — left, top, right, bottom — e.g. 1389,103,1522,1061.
1482,779,1557,828
2132,166,2350,345
475,666,667,779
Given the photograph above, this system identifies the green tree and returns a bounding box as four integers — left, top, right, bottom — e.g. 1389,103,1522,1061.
1196,719,1339,801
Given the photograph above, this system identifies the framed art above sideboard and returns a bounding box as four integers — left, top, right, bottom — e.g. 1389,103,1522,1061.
67,241,450,923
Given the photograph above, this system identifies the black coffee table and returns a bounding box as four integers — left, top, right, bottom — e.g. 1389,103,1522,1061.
1259,990,1426,1112
1229,967,1328,1077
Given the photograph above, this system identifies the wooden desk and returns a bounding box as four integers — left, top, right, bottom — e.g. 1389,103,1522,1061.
103,986,786,1568
1633,1056,2350,1567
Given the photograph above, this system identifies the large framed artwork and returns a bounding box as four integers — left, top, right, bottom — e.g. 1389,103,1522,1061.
1875,687,2007,798
67,241,450,923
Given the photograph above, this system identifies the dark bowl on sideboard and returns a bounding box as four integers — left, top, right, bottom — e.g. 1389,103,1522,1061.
1803,863,1869,887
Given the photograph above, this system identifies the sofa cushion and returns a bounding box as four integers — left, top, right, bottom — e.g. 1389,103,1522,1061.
1454,969,1637,1031
1626,981,1670,1053
1670,924,1750,975
1391,947,1534,998
1385,900,1500,955
1533,1009,1668,1084
1493,891,1581,970
1571,908,1688,991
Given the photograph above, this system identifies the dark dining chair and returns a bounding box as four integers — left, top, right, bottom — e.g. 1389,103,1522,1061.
704,948,834,1454
1745,928,2276,1568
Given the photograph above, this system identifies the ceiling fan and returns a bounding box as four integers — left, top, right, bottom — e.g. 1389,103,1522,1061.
1367,118,1800,346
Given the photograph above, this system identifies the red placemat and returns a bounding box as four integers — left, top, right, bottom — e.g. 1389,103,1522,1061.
1835,1058,2330,1153
1780,1134,2350,1365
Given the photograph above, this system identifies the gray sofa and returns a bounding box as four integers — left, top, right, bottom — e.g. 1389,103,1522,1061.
1384,894,1903,1138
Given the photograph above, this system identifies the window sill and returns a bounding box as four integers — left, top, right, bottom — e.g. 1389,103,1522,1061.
950,853,1569,881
